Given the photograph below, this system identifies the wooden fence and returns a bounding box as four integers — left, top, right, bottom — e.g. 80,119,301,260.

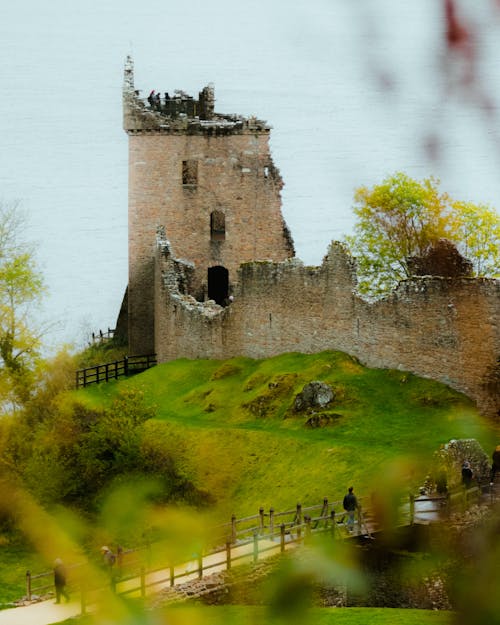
23,483,494,611
75,354,157,389
24,496,362,603
89,328,115,345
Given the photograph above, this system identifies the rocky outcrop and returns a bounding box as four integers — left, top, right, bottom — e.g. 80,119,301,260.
431,438,491,490
293,381,335,412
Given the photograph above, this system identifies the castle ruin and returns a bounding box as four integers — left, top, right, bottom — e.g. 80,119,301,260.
121,57,499,418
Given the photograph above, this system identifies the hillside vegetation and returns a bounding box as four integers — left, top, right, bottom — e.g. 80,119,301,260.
79,350,497,519
1,349,497,615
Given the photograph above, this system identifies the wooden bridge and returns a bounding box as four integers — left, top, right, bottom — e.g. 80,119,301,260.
75,354,157,389
21,482,496,616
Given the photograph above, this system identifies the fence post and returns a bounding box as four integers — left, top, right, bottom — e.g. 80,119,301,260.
296,503,302,540
231,514,237,543
26,570,31,601
356,505,363,535
226,542,231,571
253,531,259,563
259,507,265,534
280,523,286,553
330,510,336,539
322,497,329,527
269,508,275,539
296,503,302,525
305,515,311,543
169,565,175,587
124,356,129,377
140,567,146,598
197,553,203,579
409,494,415,525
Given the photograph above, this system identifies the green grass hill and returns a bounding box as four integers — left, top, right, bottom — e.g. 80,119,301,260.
79,350,498,519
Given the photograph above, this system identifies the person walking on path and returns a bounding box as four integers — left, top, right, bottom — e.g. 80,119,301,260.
100,546,117,590
343,486,358,532
53,559,70,604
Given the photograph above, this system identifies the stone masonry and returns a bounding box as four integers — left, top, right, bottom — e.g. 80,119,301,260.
123,56,294,354
121,58,500,418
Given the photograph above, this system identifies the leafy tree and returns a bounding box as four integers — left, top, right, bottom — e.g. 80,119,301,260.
345,172,500,296
0,202,46,407
450,201,500,278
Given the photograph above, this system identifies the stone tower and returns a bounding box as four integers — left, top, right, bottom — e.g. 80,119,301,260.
123,57,294,354
122,57,294,355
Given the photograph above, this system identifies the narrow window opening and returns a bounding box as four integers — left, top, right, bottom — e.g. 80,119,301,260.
182,160,198,186
210,210,226,241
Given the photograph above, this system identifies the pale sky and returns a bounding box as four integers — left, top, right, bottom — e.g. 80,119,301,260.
1,0,499,350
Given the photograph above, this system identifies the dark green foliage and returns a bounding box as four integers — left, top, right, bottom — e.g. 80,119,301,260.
2,386,207,513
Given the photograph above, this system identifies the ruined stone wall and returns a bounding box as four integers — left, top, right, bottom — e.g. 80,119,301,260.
154,242,500,417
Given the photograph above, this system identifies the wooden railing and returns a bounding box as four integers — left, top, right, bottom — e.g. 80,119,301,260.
22,483,495,610
89,328,115,345
75,354,157,389
23,497,357,602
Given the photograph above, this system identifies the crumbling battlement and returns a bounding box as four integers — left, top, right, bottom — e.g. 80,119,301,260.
154,240,500,418
123,56,269,135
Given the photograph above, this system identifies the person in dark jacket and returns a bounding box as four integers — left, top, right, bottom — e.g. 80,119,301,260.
343,486,358,531
461,461,473,488
53,559,70,603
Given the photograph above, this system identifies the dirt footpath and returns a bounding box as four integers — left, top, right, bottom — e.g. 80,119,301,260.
0,598,80,625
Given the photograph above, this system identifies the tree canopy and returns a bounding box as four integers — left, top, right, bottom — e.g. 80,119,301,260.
345,172,500,296
0,202,46,407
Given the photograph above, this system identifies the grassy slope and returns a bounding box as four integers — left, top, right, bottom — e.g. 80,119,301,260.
162,605,453,625
4,350,493,612
81,350,499,518
57,605,453,625
0,539,46,608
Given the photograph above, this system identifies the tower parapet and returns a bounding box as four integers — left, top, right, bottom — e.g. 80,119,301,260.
123,55,269,135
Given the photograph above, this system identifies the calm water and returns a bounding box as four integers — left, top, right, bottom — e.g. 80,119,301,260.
1,0,499,352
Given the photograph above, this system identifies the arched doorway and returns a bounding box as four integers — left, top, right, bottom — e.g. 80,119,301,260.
207,266,229,306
